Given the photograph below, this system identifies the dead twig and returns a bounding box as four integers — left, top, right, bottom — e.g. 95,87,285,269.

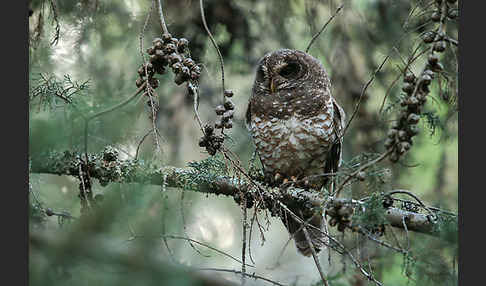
199,0,226,96
299,211,329,286
305,4,344,53
196,268,286,286
341,55,390,139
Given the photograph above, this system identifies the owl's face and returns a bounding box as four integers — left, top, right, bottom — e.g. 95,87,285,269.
254,49,310,94
248,49,331,121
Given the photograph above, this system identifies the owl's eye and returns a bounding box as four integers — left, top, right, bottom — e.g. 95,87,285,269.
279,62,300,78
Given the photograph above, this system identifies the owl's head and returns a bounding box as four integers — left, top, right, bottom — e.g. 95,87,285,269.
253,49,328,95
247,49,332,124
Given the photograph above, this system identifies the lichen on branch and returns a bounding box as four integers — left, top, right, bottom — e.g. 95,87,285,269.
30,147,455,237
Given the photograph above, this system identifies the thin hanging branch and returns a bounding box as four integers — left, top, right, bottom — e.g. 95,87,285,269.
305,4,344,53
300,212,329,286
156,0,169,34
196,268,286,286
199,0,226,96
341,55,390,139
83,83,146,155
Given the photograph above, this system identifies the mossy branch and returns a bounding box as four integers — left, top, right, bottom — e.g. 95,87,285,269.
30,148,455,237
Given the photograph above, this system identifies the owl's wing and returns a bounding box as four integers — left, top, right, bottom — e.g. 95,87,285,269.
245,101,252,128
324,98,346,176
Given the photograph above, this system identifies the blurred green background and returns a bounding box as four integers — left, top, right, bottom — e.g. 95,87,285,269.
29,0,458,285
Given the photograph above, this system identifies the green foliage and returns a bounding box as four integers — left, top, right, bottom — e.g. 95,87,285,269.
29,73,90,111
353,192,388,230
182,154,229,191
421,111,443,136
29,198,47,227
434,212,458,243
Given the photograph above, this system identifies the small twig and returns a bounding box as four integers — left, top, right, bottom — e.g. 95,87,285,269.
299,211,329,286
444,36,458,46
138,0,164,158
279,201,383,286
386,189,437,220
145,88,163,157
353,226,407,255
156,0,169,34
195,268,286,286
386,225,403,251
378,70,402,114
341,55,390,139
48,0,60,46
163,235,253,267
30,184,77,220
179,190,210,258
333,150,392,198
379,45,430,114
391,197,457,216
305,4,344,53
199,0,226,96
139,0,155,60
221,147,268,211
124,232,254,268
187,82,205,134
402,215,411,251
135,129,153,160
78,161,91,212
241,195,248,285
84,83,146,155
267,236,292,270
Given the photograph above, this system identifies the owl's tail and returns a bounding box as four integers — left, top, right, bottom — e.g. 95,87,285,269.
281,206,328,257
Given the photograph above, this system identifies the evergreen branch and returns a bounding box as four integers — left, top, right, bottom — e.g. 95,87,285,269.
30,149,453,237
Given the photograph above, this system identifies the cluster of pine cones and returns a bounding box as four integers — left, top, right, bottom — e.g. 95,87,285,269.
199,90,236,155
385,0,456,162
135,33,201,91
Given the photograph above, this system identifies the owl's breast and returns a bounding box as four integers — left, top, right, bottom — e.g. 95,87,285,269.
250,109,336,178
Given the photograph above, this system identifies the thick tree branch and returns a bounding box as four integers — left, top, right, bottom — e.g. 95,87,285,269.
30,149,454,237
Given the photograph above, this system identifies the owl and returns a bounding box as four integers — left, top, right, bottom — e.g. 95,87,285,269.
245,49,345,256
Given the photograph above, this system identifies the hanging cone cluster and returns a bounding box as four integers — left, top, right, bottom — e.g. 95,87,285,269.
136,33,201,90
198,89,236,156
386,0,455,163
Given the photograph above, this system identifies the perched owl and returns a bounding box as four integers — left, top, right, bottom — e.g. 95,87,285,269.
246,49,345,256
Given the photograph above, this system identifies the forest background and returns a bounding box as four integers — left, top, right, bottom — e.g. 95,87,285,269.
28,0,458,285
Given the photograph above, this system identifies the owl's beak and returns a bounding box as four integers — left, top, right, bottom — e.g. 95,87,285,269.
270,78,276,93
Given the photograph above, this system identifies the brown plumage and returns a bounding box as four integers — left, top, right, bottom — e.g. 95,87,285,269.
246,49,345,256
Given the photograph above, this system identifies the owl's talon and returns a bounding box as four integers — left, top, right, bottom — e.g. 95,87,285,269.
291,176,298,182
283,178,289,184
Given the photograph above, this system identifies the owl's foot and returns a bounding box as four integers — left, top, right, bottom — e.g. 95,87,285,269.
263,172,282,187
278,176,323,190
265,173,316,189
282,176,298,185
263,173,298,187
